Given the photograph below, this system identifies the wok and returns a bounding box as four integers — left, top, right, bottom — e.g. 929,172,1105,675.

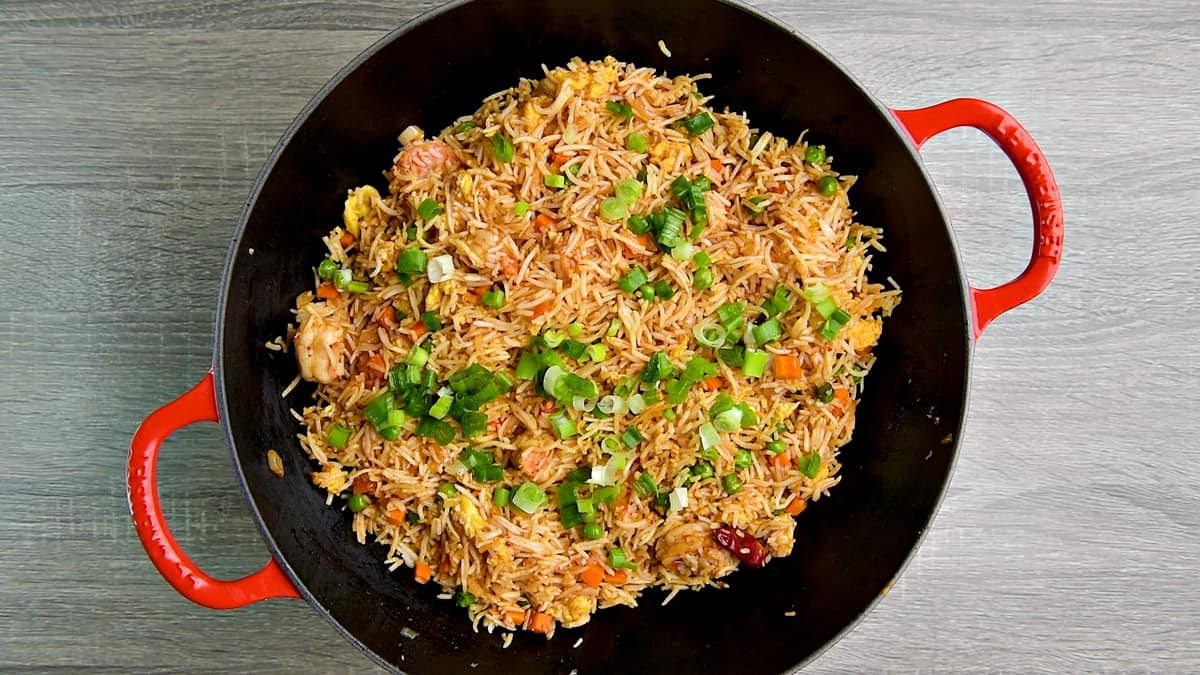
128,0,1063,672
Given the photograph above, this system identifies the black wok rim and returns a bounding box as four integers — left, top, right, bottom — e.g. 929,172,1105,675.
211,0,976,671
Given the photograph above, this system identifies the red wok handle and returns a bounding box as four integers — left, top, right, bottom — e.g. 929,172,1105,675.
891,98,1063,340
127,371,300,608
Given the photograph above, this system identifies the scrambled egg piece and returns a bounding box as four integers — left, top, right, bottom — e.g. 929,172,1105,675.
455,497,486,537
342,185,380,235
650,141,692,173
523,101,540,128
312,465,348,494
846,318,882,351
558,595,595,626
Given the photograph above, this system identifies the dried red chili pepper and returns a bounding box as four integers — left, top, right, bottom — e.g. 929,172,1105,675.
712,525,767,568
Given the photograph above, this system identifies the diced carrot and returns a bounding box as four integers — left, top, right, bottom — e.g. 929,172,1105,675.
377,304,397,329
529,612,554,634
487,418,501,432
315,283,339,300
411,321,428,338
499,255,520,278
551,152,571,169
367,352,386,373
603,569,626,585
773,354,804,379
438,557,450,574
769,184,786,194
771,452,793,470
386,509,406,525
579,565,605,588
833,387,850,405
531,299,554,318
503,609,526,626
534,213,557,230
470,285,489,297
709,158,723,174
701,376,722,392
352,476,378,494
339,231,356,248
413,561,432,584
785,497,807,516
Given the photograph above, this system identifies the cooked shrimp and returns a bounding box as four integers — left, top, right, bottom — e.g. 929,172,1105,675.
654,522,736,578
394,140,458,178
293,304,348,383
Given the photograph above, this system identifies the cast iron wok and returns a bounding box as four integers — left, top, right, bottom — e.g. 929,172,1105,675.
128,0,1063,672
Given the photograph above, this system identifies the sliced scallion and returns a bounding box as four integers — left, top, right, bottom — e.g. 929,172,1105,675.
511,482,547,513
742,349,768,378
692,322,726,348
698,422,719,449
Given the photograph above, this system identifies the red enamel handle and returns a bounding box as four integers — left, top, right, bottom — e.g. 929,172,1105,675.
891,98,1063,340
127,371,300,608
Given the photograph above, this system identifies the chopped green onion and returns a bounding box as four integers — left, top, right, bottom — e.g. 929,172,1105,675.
633,472,658,497
721,473,743,494
690,461,715,479
670,242,695,261
716,302,746,331
548,411,578,439
556,482,579,507
742,350,768,378
491,133,514,163
599,197,628,221
751,318,783,345
563,125,576,142
762,287,793,318
481,289,505,309
511,482,547,514
566,322,583,337
600,437,622,455
608,547,636,569
415,417,455,445
626,214,650,235
454,121,475,134
585,343,607,363
615,179,642,204
347,493,369,512
698,422,719,449
437,482,458,500
626,132,647,153
559,503,582,528
544,174,567,189
618,267,648,294
345,280,369,294
653,279,674,300
626,393,647,414
454,590,475,607
581,522,603,540
406,346,429,368
416,198,443,222
571,395,597,412
605,100,633,120
515,351,540,380
713,408,743,432
332,268,352,291
317,258,339,281
641,352,675,383
513,200,529,218
420,311,442,332
405,510,420,524
692,250,711,268
639,284,655,300
593,485,621,504
802,284,831,304
575,497,595,514
744,196,768,217
426,254,455,283
805,145,826,164
542,329,565,348
799,452,821,479
326,424,352,449
606,318,621,337
362,393,395,429
395,246,426,277
385,409,406,429
681,355,718,382
766,440,786,455
693,266,714,291
620,426,644,448
733,449,752,470
655,207,685,248
815,297,839,319
492,487,511,507
428,395,453,420
663,409,677,422
818,308,852,340
818,175,839,197
680,112,714,136
692,323,726,349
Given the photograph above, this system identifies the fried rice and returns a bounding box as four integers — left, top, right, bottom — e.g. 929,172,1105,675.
284,56,900,638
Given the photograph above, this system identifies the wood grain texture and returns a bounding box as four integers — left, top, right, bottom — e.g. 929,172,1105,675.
0,0,1196,672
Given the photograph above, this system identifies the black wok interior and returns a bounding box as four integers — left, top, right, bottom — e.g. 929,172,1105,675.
216,0,971,672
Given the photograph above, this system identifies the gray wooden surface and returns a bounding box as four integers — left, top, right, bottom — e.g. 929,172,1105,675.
1,0,1196,672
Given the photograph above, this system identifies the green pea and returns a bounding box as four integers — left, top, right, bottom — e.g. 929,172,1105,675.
805,145,826,164
818,175,839,197
317,258,339,281
734,450,752,470
581,523,603,540
347,494,369,512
